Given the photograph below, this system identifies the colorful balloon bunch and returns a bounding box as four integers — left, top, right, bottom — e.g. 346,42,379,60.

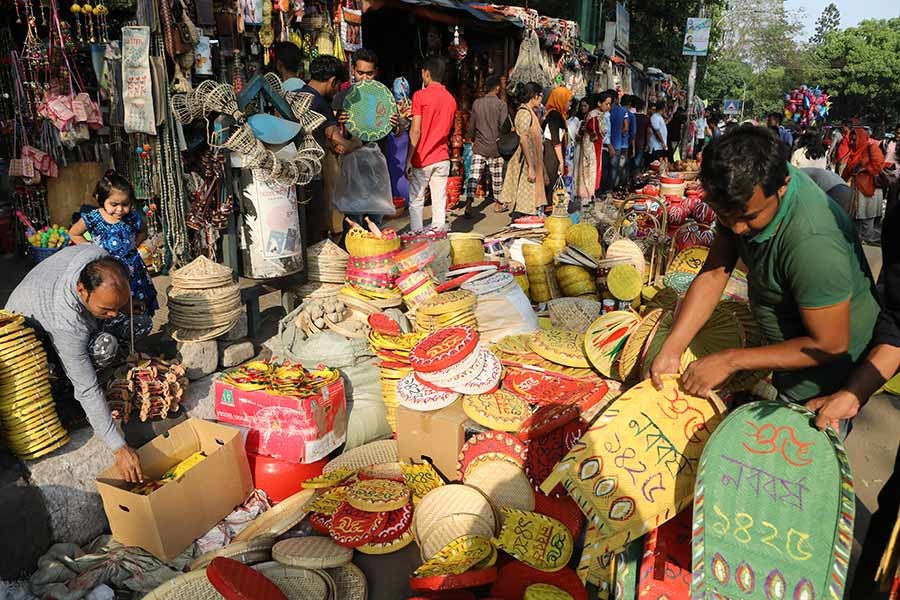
784,85,831,126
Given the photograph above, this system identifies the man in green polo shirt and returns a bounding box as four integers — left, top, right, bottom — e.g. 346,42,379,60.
650,125,879,409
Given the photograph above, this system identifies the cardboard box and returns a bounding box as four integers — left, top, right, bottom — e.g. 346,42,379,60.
397,400,471,480
214,377,346,463
95,418,253,561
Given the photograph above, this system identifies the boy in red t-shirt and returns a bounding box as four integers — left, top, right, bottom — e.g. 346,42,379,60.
405,56,457,232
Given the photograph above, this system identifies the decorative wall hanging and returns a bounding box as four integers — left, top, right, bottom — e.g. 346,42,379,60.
691,401,854,600
121,26,156,135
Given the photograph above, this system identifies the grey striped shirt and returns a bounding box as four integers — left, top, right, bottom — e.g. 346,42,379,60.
6,245,125,450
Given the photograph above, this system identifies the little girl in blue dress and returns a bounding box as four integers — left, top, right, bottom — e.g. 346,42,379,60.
70,170,159,337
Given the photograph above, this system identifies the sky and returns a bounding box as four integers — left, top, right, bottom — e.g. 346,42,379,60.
786,0,899,36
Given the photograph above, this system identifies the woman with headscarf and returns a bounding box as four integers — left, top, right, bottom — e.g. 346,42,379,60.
499,82,547,217
842,127,886,242
542,86,573,204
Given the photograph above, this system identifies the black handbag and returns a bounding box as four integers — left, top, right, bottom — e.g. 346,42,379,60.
498,114,519,159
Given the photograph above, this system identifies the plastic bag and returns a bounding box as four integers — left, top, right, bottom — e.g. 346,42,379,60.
332,143,396,215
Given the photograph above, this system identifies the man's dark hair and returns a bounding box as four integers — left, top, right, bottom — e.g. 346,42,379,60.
797,131,826,160
422,55,447,83
485,75,502,92
653,100,666,111
632,97,645,111
273,41,302,75
621,95,632,108
700,125,789,217
79,257,130,294
768,112,784,125
309,55,350,84
354,48,378,69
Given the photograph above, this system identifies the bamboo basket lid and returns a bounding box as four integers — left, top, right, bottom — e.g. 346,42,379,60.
143,570,221,600
412,484,496,547
233,489,317,542
325,562,367,600
252,562,330,600
272,536,353,569
189,536,277,571
419,513,496,561
463,459,535,515
606,239,646,280
323,440,398,473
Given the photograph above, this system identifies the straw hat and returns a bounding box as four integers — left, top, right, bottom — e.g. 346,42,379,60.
166,257,242,342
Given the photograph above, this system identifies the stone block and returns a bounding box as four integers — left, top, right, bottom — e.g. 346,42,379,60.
220,312,248,342
25,427,113,549
219,340,255,368
179,372,218,421
176,340,218,381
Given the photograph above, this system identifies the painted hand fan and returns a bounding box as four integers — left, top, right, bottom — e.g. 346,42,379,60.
692,401,854,600
342,80,397,142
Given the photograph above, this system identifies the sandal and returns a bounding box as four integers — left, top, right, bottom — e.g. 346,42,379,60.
493,203,509,213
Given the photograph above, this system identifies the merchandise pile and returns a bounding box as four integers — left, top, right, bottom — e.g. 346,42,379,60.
105,353,189,423
0,310,69,459
166,256,242,342
343,219,403,306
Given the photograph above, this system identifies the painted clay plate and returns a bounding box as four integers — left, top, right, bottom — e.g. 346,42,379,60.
418,291,477,316
410,327,479,373
462,390,530,432
461,271,515,296
357,529,415,555
306,485,351,515
436,271,482,293
370,502,413,544
457,431,527,479
583,311,640,378
451,350,503,395
416,345,485,387
413,535,494,577
493,508,574,572
529,330,590,369
345,479,410,512
329,501,387,547
448,262,500,276
668,246,709,275
397,374,460,412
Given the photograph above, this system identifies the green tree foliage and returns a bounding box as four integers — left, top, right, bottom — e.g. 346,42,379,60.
814,18,900,124
696,57,753,112
810,3,840,45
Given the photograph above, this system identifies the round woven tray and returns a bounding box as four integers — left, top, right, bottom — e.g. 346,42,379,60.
144,570,221,600
412,484,496,549
323,440,398,473
419,512,496,561
463,459,535,515
233,489,316,542
189,536,277,571
168,320,238,343
326,563,368,600
273,536,354,569
252,561,330,600
547,298,602,334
